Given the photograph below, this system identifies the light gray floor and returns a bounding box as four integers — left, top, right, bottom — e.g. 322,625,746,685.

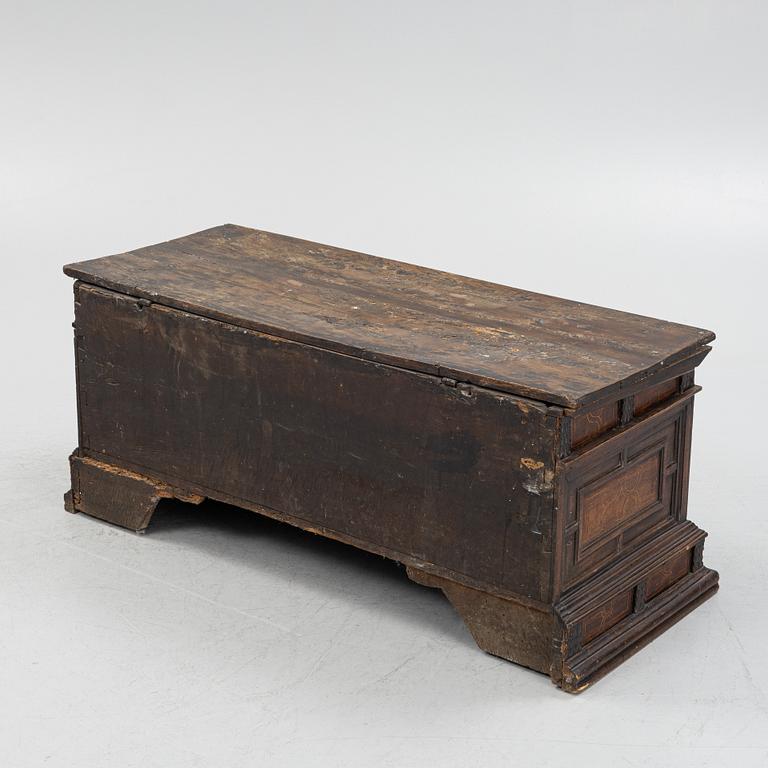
2,420,766,767
2,1,766,765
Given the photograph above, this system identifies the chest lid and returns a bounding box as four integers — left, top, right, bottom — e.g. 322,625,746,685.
64,224,714,408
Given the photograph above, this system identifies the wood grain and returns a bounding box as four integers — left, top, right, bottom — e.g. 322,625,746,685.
74,283,558,601
63,227,719,692
634,376,680,415
580,589,634,644
571,400,620,448
63,224,714,408
580,452,661,547
645,549,691,601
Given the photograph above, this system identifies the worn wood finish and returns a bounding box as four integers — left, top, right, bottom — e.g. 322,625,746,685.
553,521,718,690
66,454,204,531
634,376,681,416
64,224,714,409
407,566,554,673
558,394,695,591
63,226,719,692
571,400,620,449
73,283,558,600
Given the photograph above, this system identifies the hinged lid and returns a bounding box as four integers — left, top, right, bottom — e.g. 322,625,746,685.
64,224,714,408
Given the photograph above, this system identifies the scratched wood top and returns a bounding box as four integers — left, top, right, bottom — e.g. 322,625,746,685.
64,224,714,407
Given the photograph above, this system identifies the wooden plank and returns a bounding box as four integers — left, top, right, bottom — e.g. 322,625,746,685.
74,283,559,602
64,224,715,408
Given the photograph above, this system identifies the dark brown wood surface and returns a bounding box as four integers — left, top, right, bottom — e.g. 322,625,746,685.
64,224,714,407
74,283,559,602
65,254,718,691
557,394,695,591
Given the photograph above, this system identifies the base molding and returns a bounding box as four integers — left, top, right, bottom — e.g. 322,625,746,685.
410,522,718,693
63,453,718,691
552,521,718,691
557,569,718,691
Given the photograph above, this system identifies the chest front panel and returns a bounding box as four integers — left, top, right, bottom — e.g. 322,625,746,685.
74,282,559,601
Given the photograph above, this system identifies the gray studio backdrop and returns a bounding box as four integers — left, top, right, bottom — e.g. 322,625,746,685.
1,2,765,767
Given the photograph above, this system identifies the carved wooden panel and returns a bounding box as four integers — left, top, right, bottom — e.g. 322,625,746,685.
570,400,620,449
645,549,691,601
555,520,717,689
634,377,680,416
560,400,692,588
579,451,661,547
581,589,634,644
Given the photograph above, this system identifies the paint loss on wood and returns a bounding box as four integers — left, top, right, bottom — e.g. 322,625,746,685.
62,225,720,693
63,224,714,407
73,283,559,601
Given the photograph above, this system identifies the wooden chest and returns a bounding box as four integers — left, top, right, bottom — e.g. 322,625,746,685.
63,224,718,692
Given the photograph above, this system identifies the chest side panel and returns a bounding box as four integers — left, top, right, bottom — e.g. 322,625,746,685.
557,394,695,591
74,283,558,602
